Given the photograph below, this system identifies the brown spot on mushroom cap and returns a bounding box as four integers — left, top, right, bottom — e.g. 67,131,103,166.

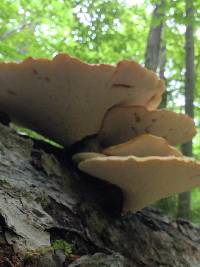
103,134,183,157
0,54,164,146
45,76,50,82
7,90,17,96
98,105,196,147
32,68,38,75
113,83,132,88
78,156,200,212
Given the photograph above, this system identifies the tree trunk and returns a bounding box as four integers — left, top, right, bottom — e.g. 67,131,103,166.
177,0,195,220
0,122,200,266
145,0,167,108
158,42,167,108
144,0,165,72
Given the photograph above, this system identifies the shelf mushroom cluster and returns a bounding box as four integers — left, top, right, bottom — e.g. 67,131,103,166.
0,54,164,146
0,54,200,212
71,62,200,213
74,108,200,212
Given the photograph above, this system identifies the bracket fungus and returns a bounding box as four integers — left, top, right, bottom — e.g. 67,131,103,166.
0,54,164,146
0,53,199,213
78,156,200,212
98,105,196,147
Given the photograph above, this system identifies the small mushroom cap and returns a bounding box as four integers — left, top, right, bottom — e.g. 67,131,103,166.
72,152,106,164
98,105,196,147
0,54,164,146
109,60,165,109
103,134,182,157
78,156,200,212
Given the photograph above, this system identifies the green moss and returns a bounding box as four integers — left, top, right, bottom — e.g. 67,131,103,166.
35,194,49,207
24,240,73,260
0,178,12,189
24,246,53,260
51,240,73,255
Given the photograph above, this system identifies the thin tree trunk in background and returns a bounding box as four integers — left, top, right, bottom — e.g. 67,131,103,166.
177,0,195,220
145,0,167,106
159,42,167,108
145,0,165,72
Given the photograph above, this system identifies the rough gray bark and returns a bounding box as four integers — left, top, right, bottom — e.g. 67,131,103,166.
1,123,200,266
145,0,165,72
178,0,195,220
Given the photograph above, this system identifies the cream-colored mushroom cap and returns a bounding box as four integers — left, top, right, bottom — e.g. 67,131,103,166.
103,134,182,157
79,156,200,212
0,54,164,146
108,60,165,110
98,105,196,147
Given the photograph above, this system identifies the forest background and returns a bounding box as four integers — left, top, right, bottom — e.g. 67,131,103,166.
0,0,199,222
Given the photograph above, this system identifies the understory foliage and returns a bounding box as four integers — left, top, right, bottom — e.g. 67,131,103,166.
1,0,200,222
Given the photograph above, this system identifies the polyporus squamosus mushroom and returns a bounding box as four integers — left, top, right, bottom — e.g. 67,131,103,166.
0,54,164,146
103,134,183,157
1,53,199,213
78,156,200,212
98,105,196,147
